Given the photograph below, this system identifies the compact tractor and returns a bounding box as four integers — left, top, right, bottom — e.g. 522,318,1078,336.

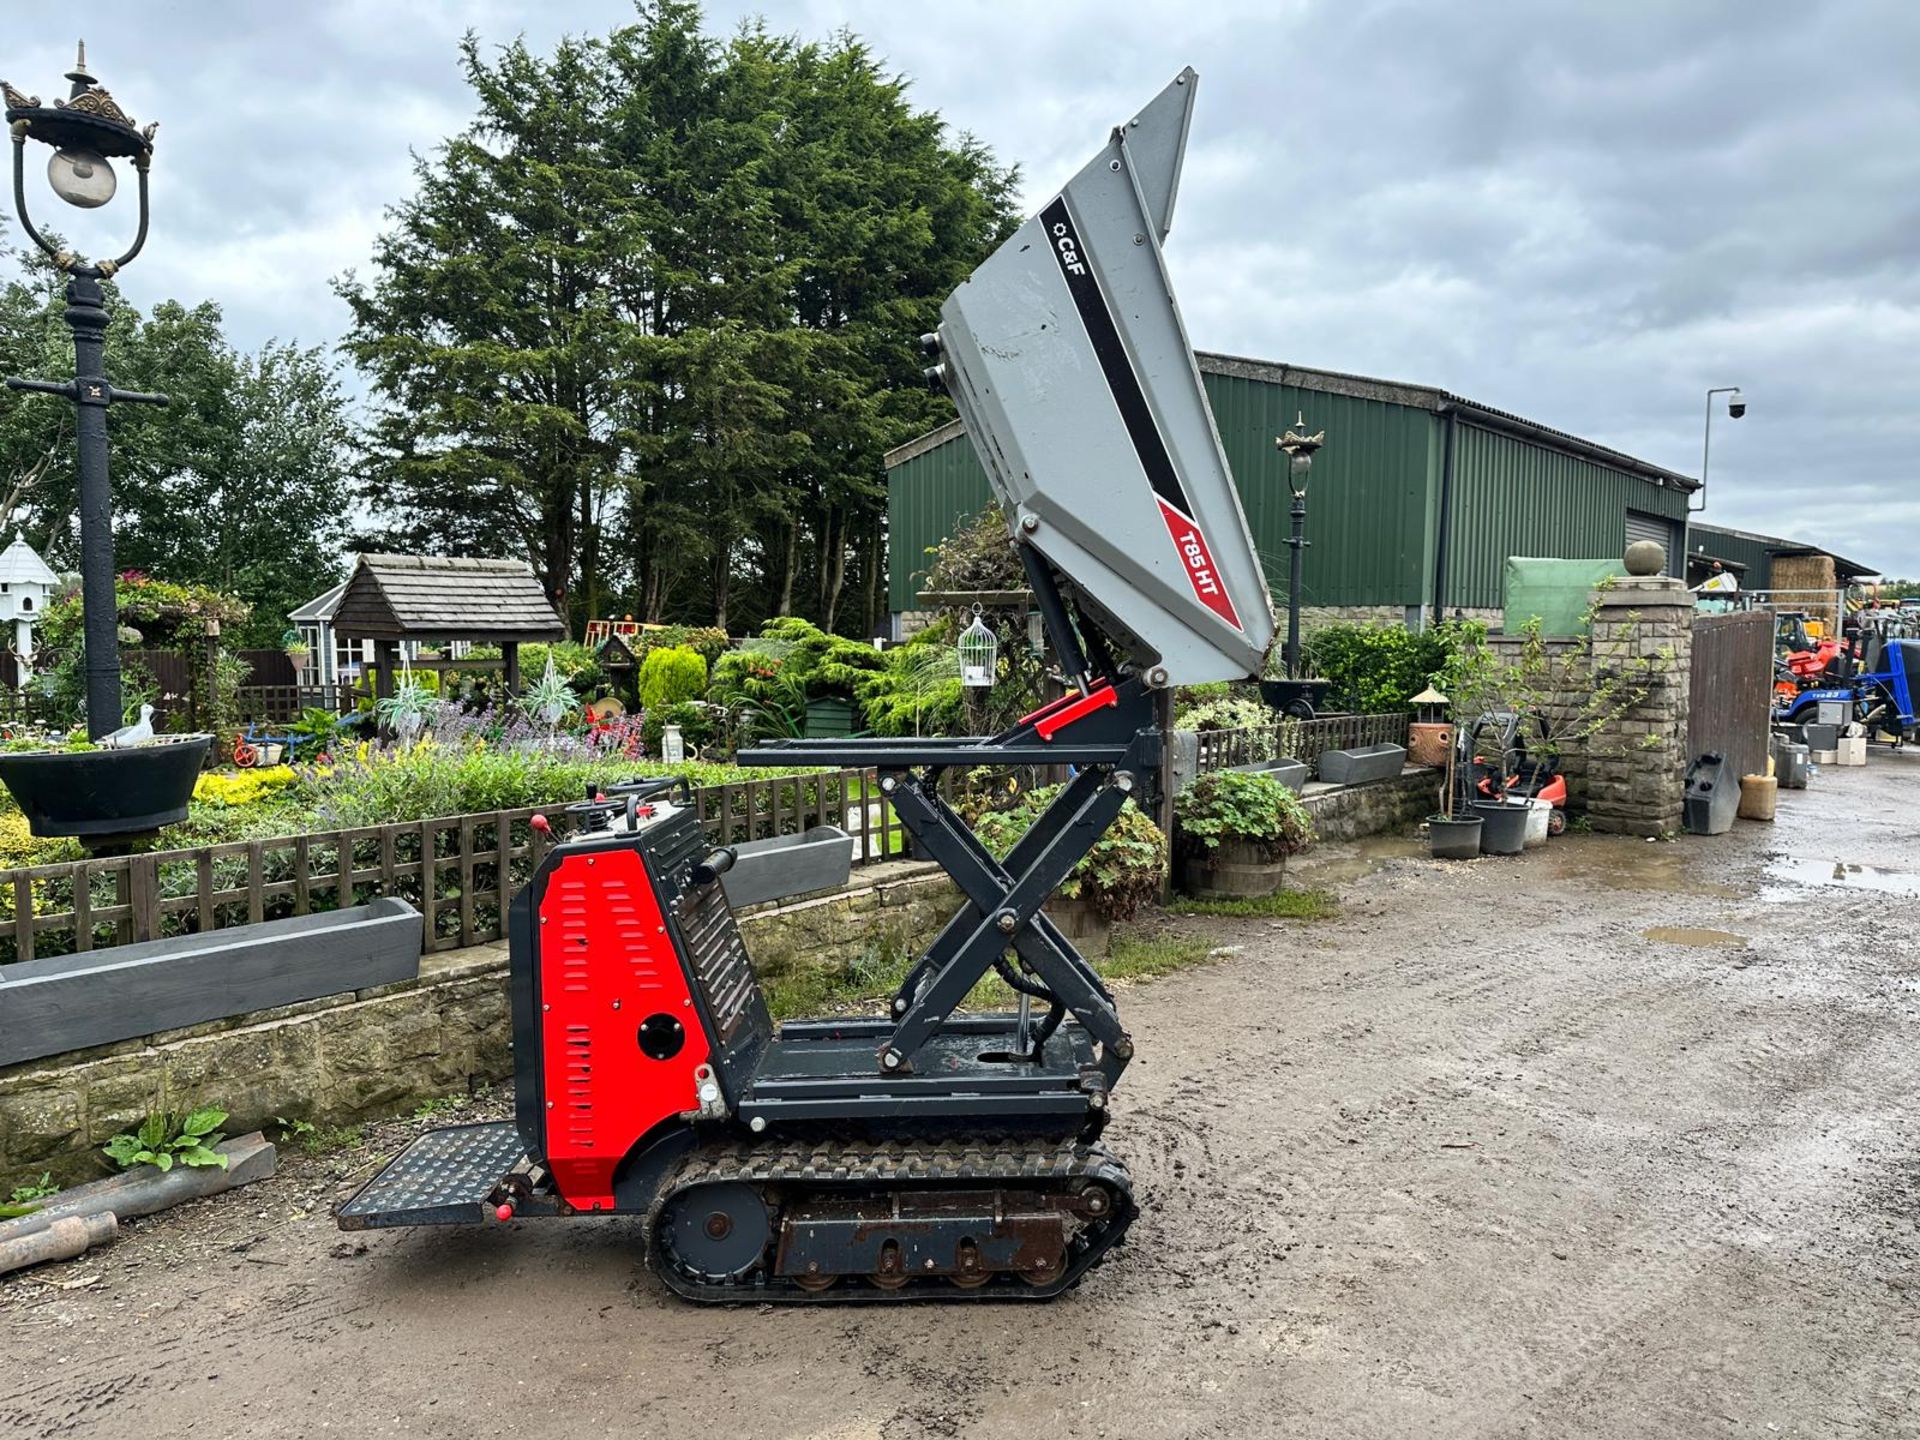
337,69,1271,1301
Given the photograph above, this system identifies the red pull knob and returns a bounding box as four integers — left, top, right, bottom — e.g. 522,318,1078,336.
530,814,551,835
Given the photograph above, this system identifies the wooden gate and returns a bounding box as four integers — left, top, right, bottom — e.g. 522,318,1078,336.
1688,610,1773,782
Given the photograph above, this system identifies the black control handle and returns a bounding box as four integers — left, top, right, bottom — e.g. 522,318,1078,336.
690,847,737,887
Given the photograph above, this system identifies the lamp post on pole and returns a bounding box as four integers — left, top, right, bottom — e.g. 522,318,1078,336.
1275,413,1326,679
1685,385,1744,583
3,44,166,738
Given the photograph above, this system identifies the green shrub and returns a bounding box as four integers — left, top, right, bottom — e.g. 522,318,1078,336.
629,625,730,669
1299,621,1462,714
857,636,963,737
1173,770,1315,861
710,618,886,710
1174,694,1271,733
638,646,709,711
972,784,1167,921
642,700,721,755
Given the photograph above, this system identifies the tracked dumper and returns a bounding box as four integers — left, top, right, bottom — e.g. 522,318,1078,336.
338,67,1274,1302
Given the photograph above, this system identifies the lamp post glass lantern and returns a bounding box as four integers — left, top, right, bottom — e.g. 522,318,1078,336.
1275,413,1326,680
3,42,166,739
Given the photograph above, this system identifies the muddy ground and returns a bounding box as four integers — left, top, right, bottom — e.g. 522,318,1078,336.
3,757,1917,1439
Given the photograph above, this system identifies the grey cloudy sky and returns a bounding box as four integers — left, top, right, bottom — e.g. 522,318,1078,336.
8,1,1917,572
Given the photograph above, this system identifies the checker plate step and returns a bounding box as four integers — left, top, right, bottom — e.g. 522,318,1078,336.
336,1121,527,1230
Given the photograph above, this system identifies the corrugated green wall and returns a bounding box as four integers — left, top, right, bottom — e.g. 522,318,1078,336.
887,373,1688,618
1205,374,1436,610
1687,526,1773,588
1441,423,1688,610
887,374,1437,613
887,430,994,613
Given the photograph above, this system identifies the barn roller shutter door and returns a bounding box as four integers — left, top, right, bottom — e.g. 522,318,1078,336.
1626,510,1682,577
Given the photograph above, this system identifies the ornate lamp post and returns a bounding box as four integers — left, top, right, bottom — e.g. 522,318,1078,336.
0,47,206,846
1275,413,1326,680
4,43,166,738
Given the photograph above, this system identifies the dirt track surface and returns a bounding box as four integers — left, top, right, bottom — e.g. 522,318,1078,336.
4,758,1918,1439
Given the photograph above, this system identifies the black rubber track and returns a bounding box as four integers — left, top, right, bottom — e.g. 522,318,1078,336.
646,1133,1135,1303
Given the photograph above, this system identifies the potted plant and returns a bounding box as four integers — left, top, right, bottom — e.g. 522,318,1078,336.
1172,769,1315,898
375,667,437,748
972,784,1167,958
281,627,311,674
518,656,579,737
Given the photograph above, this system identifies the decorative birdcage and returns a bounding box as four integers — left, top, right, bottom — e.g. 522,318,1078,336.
958,606,998,689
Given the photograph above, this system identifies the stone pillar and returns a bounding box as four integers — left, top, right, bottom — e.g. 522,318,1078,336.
1585,576,1693,837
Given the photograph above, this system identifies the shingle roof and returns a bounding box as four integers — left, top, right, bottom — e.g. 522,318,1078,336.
330,554,566,642
0,536,58,588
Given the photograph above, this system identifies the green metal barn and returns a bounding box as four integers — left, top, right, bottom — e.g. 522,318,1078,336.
885,353,1698,628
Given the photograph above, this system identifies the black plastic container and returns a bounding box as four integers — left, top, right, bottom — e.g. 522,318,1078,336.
1472,798,1530,855
1428,813,1483,860
0,734,212,838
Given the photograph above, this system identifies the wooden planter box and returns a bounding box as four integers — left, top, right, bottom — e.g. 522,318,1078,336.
1317,743,1408,786
719,826,857,909
1177,838,1286,899
0,897,422,1067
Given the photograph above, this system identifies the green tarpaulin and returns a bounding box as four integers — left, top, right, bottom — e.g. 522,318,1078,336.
1502,557,1625,636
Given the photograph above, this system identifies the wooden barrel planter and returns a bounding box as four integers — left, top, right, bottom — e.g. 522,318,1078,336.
1045,896,1112,959
1177,838,1286,899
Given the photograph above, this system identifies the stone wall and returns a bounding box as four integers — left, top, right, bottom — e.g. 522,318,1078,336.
1303,768,1438,841
0,861,961,1186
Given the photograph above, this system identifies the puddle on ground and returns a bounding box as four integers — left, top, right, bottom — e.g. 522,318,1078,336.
1286,834,1427,888
1761,856,1920,901
1544,838,1739,898
1641,926,1748,948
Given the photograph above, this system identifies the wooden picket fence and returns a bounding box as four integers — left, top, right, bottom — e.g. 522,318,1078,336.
0,767,921,967
1192,711,1413,776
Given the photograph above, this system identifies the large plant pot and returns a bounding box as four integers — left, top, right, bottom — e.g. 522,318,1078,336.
0,734,212,839
1045,895,1112,959
1177,837,1286,899
1407,722,1453,768
1428,813,1482,859
1472,798,1531,856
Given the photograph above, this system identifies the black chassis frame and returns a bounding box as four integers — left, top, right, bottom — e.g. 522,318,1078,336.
738,671,1159,1096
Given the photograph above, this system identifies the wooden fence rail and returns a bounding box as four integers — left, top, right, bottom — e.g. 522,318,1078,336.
0,766,920,966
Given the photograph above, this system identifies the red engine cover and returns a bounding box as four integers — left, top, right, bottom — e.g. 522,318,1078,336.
537,846,710,1210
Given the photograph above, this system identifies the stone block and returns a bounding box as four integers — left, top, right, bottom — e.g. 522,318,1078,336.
0,1088,84,1166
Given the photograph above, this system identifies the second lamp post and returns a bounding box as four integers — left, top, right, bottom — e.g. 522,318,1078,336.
1276,413,1326,680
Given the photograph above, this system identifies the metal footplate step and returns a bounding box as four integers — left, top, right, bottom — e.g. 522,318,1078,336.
336,1121,527,1231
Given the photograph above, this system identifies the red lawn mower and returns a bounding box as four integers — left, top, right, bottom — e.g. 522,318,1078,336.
1462,712,1568,836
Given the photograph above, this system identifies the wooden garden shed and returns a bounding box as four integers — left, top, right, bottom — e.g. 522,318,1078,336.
330,554,567,697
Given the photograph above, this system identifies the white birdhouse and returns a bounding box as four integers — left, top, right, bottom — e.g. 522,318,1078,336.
0,536,58,687
958,607,998,689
